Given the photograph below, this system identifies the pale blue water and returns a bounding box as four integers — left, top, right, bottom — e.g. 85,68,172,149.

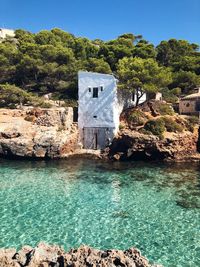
0,159,200,267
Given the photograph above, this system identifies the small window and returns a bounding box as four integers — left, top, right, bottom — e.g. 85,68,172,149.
100,86,104,92
88,87,91,92
132,93,135,102
93,87,98,98
93,115,97,118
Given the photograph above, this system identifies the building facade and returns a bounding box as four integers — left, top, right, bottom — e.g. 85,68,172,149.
78,71,119,149
0,28,15,40
179,92,200,115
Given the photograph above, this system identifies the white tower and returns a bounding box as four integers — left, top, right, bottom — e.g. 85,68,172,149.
78,71,119,149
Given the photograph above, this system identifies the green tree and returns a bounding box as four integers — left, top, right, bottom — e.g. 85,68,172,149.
83,58,112,74
170,71,200,94
117,57,172,106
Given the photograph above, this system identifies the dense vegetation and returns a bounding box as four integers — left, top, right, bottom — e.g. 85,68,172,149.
0,28,200,107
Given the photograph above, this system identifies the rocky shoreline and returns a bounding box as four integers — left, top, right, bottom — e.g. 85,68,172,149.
0,107,200,162
0,242,163,267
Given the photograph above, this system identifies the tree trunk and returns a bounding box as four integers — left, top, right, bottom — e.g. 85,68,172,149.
135,88,144,107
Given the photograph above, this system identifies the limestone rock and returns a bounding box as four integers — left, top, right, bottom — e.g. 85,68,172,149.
109,130,198,161
0,243,163,267
0,107,78,158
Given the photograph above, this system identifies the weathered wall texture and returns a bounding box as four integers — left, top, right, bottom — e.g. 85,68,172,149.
78,71,119,149
179,99,198,114
78,71,119,130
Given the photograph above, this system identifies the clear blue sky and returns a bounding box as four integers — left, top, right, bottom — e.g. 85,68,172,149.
1,0,200,45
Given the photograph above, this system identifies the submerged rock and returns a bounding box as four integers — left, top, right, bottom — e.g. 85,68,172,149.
0,243,163,267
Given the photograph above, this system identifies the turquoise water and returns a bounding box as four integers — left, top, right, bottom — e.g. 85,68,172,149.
0,159,200,267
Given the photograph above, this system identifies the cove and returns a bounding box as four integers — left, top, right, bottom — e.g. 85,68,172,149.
0,158,199,267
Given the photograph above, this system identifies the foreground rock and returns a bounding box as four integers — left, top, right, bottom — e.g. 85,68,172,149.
109,130,198,161
0,242,163,267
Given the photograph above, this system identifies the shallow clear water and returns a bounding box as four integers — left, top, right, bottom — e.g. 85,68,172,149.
0,159,200,267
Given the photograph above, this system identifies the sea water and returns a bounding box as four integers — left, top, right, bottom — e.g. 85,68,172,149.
0,158,199,267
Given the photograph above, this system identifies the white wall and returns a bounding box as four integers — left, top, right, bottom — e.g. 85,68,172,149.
117,89,147,113
78,71,119,132
0,28,15,39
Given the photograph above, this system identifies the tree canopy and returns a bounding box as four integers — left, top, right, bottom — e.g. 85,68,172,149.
0,28,199,106
117,57,172,105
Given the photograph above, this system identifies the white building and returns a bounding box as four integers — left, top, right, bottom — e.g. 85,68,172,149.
0,28,15,40
78,71,151,149
78,71,119,149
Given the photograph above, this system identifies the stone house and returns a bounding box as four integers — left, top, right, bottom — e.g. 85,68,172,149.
179,90,200,115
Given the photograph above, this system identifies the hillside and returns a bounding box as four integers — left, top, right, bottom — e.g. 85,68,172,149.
0,29,200,108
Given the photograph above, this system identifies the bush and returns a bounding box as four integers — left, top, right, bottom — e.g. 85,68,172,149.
139,128,153,135
119,124,125,130
0,84,34,108
157,103,174,115
185,116,199,132
128,110,146,126
161,116,183,133
0,83,48,108
144,118,165,137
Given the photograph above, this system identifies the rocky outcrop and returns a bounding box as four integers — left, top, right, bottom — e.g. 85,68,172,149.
0,108,79,158
0,242,163,267
109,130,198,161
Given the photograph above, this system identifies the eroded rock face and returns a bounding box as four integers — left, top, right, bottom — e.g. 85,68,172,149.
0,243,163,267
0,108,79,158
109,130,198,161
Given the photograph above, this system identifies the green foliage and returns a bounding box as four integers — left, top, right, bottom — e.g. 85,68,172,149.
119,124,125,130
144,118,165,137
156,102,174,115
161,117,183,133
170,71,200,94
0,28,199,108
185,116,199,132
83,58,112,74
0,84,42,108
161,89,179,104
117,57,172,105
128,110,147,126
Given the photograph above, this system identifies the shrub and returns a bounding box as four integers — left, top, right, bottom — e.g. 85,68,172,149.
161,117,183,133
139,128,153,135
119,124,125,130
144,118,165,137
39,102,52,108
185,116,199,132
128,110,146,126
0,83,49,108
157,103,174,116
0,84,34,108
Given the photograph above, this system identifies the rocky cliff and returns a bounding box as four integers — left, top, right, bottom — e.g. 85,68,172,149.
0,108,79,158
108,130,198,161
0,106,200,161
0,242,162,267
